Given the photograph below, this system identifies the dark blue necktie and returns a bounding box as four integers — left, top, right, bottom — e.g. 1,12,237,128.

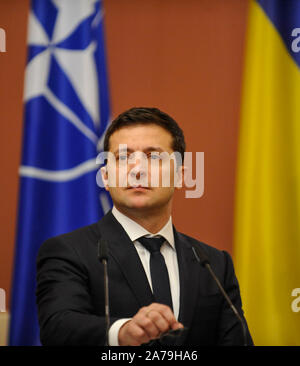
138,236,173,310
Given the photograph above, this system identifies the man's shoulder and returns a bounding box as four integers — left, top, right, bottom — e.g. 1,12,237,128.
176,231,229,264
37,210,118,259
49,221,99,243
176,231,237,281
37,221,100,260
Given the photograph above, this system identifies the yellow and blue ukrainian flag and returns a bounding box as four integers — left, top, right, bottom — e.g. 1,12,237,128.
9,0,111,345
234,0,300,345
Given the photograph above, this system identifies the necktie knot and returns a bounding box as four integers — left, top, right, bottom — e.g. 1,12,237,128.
138,236,165,253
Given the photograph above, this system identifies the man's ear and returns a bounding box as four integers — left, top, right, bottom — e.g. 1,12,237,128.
175,165,185,189
100,165,109,191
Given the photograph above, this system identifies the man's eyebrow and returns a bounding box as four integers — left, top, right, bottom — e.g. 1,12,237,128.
112,147,134,154
112,147,165,154
143,147,165,153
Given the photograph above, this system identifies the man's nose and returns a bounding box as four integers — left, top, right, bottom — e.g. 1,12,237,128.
128,153,148,180
129,160,147,177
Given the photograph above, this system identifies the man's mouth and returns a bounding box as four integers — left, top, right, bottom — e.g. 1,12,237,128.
127,185,151,190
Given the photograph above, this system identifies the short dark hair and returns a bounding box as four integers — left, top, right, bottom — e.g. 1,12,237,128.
103,107,186,163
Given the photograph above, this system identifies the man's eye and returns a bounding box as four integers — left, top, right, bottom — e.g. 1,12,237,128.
150,154,161,160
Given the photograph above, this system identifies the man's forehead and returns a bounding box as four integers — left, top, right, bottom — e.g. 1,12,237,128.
109,125,173,151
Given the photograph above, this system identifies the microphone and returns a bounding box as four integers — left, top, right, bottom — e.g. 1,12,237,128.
191,245,248,346
98,238,110,346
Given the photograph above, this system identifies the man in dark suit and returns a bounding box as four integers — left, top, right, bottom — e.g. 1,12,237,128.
36,107,253,346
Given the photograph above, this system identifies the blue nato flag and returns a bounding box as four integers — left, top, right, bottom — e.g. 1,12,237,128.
9,0,111,346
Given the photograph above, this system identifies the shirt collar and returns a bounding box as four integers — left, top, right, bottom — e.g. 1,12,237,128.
112,206,175,249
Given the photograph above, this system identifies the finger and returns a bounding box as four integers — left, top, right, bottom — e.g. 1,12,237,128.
145,309,171,334
119,320,150,346
133,311,161,339
129,321,152,345
171,321,184,330
146,304,185,335
147,303,178,327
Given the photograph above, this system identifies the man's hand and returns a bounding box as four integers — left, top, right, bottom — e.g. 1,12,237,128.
118,303,184,346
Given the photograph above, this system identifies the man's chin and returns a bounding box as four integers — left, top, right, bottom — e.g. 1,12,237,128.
126,198,153,210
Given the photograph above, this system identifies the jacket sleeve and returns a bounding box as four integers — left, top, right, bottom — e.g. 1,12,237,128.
216,250,254,346
36,237,117,346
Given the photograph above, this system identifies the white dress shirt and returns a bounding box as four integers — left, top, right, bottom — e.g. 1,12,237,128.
108,206,180,346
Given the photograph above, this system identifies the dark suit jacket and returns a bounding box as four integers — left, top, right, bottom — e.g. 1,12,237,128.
36,210,253,346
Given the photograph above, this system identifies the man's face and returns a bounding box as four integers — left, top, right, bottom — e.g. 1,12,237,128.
102,124,183,214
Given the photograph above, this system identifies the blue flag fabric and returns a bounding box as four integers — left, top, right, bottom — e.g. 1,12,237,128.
9,0,111,346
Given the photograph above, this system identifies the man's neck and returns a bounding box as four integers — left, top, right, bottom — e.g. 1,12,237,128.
114,205,172,234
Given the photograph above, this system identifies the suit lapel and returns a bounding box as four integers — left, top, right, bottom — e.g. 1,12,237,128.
97,211,154,307
173,229,202,344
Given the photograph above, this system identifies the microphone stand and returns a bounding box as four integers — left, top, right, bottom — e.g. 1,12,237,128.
192,246,248,346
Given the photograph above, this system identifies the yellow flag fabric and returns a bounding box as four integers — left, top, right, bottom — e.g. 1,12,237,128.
234,0,300,346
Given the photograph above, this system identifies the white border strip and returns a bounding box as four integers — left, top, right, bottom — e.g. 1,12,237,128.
44,87,99,145
19,158,98,182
